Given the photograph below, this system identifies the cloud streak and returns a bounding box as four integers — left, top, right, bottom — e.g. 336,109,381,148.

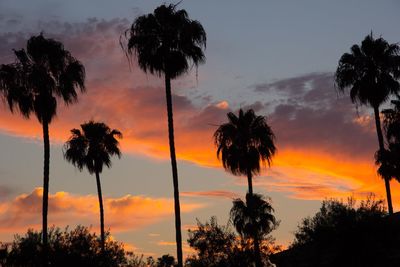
0,188,204,234
181,190,240,200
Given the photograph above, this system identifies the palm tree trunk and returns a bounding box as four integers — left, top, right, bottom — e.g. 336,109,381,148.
247,169,262,267
247,169,253,195
373,105,394,215
95,170,105,251
165,73,183,267
42,120,50,267
253,237,263,267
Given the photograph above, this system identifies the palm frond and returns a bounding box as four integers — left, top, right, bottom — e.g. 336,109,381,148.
63,121,122,175
335,34,400,108
124,3,206,79
214,108,276,176
0,34,86,124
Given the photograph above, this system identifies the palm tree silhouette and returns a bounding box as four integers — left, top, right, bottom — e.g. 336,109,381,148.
0,34,85,259
124,4,206,266
382,100,400,145
214,109,276,195
214,108,276,267
376,100,400,187
230,193,277,267
335,33,400,215
64,121,122,251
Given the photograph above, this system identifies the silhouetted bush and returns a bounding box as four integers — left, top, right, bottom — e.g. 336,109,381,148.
156,254,176,267
186,216,279,267
271,196,400,267
4,226,126,267
125,253,176,267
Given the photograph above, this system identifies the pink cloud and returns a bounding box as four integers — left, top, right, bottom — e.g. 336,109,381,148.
0,188,204,234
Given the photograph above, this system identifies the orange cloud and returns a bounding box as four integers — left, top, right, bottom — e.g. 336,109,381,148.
156,241,176,246
253,150,400,204
0,188,204,234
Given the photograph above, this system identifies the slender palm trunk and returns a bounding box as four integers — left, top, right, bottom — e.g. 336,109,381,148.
247,170,263,267
373,106,394,215
95,170,105,251
247,170,253,196
253,236,263,267
42,120,50,267
165,74,183,267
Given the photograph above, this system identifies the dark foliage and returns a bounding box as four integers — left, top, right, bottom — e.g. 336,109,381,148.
156,254,176,267
186,216,236,266
186,216,279,267
2,226,126,267
272,197,400,267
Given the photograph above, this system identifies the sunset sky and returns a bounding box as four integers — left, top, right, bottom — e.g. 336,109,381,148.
0,0,400,257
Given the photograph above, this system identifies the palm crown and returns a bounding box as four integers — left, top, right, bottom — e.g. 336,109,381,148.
0,34,85,123
382,100,400,143
335,34,400,108
214,109,276,177
64,121,122,174
376,100,400,182
230,193,277,240
126,3,206,78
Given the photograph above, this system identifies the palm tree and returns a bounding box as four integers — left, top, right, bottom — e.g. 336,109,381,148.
64,121,122,251
124,4,206,266
214,108,276,267
0,34,85,259
214,109,276,195
335,33,400,215
376,100,400,186
230,193,277,267
382,100,400,144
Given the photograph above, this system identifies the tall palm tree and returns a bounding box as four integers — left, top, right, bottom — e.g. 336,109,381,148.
214,108,276,267
64,121,122,251
214,109,276,195
0,34,85,259
335,33,400,215
230,193,277,267
124,4,206,266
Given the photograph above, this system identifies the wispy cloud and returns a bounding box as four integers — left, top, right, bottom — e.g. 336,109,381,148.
0,188,204,234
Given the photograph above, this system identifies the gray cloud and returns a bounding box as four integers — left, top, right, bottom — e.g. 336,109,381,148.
254,72,377,161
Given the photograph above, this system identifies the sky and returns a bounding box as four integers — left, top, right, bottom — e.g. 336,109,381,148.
0,0,400,258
